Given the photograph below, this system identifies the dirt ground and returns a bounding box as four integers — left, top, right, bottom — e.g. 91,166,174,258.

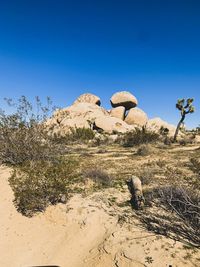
1,143,200,267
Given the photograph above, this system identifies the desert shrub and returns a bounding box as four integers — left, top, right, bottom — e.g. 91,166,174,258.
69,127,95,141
83,167,112,187
52,127,95,144
190,158,200,175
9,157,78,216
163,136,172,146
136,145,152,156
134,167,155,185
121,127,159,147
140,185,200,246
0,96,63,165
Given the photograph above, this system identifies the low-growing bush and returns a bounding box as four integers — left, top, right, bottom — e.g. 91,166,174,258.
83,167,112,187
9,157,78,216
121,127,159,147
69,127,95,141
52,127,95,144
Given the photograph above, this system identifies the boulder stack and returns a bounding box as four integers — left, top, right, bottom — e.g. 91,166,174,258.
45,91,177,137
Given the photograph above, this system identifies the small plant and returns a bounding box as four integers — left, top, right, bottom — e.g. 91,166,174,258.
83,167,112,187
121,127,159,147
136,145,152,156
145,256,154,264
174,98,195,142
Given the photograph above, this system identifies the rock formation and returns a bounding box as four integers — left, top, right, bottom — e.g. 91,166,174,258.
147,117,177,137
45,91,177,137
125,107,148,127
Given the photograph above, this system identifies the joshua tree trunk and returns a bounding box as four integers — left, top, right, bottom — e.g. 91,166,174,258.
174,113,185,142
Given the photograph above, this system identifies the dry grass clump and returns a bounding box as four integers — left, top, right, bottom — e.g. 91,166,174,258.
9,157,78,216
52,127,95,145
120,127,159,147
136,144,152,156
83,167,112,187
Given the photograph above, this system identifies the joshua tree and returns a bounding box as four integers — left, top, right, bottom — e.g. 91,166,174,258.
174,98,195,142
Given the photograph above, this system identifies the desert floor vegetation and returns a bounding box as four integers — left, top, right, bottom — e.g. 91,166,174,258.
0,97,200,260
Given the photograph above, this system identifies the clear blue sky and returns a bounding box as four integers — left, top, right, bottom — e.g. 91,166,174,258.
0,0,200,128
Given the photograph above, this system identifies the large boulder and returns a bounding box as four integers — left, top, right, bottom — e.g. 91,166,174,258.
110,106,125,120
125,108,148,127
73,93,101,106
94,116,135,134
46,103,109,136
147,117,177,137
110,91,138,110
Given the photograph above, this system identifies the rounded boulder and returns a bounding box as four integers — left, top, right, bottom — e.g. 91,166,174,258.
110,91,138,110
74,93,101,106
125,108,148,126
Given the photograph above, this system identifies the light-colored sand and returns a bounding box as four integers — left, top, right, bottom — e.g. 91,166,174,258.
0,166,199,267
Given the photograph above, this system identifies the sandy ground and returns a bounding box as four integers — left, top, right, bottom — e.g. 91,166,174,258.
0,165,199,267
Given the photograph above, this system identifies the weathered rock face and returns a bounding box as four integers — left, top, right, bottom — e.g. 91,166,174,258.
73,93,101,106
46,102,136,135
110,106,125,120
125,108,148,127
147,117,177,137
46,103,108,136
110,91,138,110
94,116,135,134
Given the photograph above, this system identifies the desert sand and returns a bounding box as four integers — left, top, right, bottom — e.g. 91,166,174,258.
0,165,199,267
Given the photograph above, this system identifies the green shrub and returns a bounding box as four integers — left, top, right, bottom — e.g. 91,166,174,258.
9,157,78,216
52,127,95,144
70,127,95,141
121,127,159,147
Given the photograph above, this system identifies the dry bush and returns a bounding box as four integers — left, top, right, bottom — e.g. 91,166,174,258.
134,167,155,185
120,127,159,147
9,157,78,216
140,185,200,247
136,145,152,156
69,127,95,141
190,158,200,175
83,167,112,187
0,96,64,165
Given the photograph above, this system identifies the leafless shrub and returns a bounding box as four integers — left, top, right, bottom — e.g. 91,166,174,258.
0,96,64,165
140,186,200,247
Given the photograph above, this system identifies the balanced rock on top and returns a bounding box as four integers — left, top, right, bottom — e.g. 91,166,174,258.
73,93,101,106
110,91,138,110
